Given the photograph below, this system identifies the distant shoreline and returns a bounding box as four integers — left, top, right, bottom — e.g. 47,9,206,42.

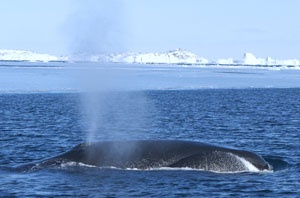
1,49,299,68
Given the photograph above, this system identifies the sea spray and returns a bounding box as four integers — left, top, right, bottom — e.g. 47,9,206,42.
64,0,142,143
77,63,152,143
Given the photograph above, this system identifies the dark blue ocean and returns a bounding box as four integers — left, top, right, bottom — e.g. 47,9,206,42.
0,88,299,197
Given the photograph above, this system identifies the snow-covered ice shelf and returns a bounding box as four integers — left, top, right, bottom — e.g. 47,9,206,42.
0,49,67,62
72,49,300,68
1,49,299,68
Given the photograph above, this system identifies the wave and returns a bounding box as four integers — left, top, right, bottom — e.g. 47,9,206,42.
263,156,290,171
2,156,288,174
5,160,275,174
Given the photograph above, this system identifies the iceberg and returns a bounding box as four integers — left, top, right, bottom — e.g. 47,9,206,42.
240,52,300,66
243,52,265,65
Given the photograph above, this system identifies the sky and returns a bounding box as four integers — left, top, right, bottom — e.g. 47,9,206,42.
0,0,300,59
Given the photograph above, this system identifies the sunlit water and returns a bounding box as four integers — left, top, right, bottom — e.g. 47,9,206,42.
0,88,299,197
1,62,300,92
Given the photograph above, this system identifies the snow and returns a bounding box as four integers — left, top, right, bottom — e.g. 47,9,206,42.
0,49,67,62
87,49,209,65
243,52,264,65
215,58,234,65
241,52,300,66
102,50,300,68
1,49,299,93
1,49,300,68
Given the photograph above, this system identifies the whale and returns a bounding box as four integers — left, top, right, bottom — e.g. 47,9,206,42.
15,140,272,172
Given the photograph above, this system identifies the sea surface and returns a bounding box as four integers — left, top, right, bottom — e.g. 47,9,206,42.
0,88,299,197
0,62,300,197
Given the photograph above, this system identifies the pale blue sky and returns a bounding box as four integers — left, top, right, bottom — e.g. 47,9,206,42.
0,0,299,59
